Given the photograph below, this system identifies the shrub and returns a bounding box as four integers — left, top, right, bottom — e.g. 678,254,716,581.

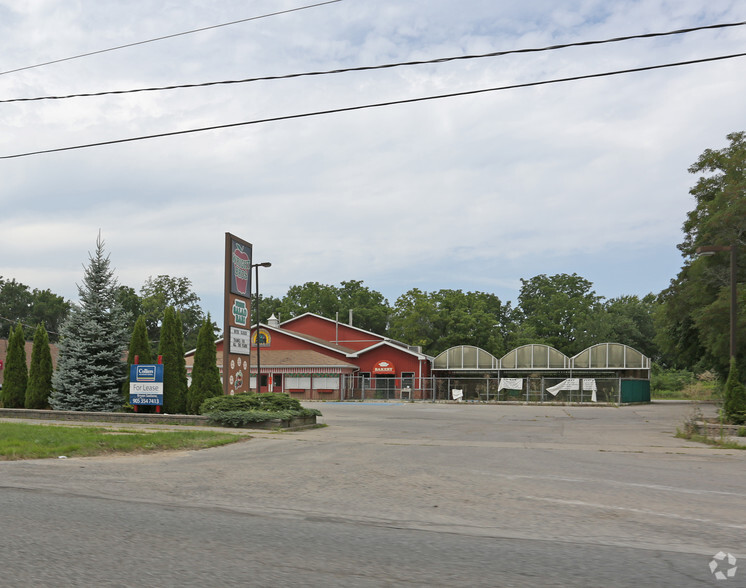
2,324,27,408
650,364,694,392
722,358,746,425
200,392,304,414
199,392,321,427
186,316,222,414
204,409,321,427
158,307,188,414
26,324,53,409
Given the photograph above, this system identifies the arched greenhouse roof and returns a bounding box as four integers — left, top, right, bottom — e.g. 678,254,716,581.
433,345,499,370
500,344,570,370
571,343,649,370
431,342,650,372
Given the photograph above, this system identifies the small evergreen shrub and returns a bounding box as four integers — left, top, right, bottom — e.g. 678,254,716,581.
25,324,53,409
2,324,27,408
186,316,222,414
200,393,321,427
722,358,746,425
201,392,304,413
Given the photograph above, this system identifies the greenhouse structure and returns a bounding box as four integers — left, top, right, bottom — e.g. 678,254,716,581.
431,343,650,403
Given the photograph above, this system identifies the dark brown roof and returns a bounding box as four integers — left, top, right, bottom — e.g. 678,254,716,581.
0,338,59,386
185,348,357,371
248,349,357,369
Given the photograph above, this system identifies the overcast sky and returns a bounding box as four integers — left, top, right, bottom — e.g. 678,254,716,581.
1,0,745,321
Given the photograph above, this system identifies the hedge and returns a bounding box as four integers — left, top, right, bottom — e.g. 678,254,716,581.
200,393,321,427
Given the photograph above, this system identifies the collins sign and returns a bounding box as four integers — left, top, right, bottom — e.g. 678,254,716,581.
129,364,164,406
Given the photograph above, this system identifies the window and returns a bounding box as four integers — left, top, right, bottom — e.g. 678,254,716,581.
286,376,311,389
313,376,339,390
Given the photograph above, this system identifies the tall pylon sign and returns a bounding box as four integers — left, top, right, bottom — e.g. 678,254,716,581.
224,233,252,395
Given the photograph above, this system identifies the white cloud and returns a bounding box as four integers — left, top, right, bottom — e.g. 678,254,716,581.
1,0,745,319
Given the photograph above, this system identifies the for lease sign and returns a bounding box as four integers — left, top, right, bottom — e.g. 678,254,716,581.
129,364,164,405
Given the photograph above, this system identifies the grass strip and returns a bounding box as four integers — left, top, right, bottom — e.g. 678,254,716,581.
675,431,746,449
0,422,244,460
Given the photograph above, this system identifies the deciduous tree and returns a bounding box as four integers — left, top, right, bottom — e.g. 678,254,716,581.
279,281,343,321
389,288,511,356
514,273,603,356
336,280,390,334
0,279,32,339
0,278,70,342
276,281,391,334
656,131,745,377
388,288,438,353
116,285,143,334
599,294,659,360
141,275,204,352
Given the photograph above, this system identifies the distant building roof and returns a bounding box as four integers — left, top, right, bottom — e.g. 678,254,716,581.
0,338,59,386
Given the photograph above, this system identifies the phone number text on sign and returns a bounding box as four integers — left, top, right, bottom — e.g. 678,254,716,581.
130,395,162,405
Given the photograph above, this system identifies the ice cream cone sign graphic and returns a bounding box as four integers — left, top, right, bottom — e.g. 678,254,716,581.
232,244,250,295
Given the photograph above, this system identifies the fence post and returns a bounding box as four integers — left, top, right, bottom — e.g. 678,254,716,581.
540,376,544,403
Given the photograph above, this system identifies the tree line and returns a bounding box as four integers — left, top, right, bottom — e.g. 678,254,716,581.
259,277,659,362
1,274,210,352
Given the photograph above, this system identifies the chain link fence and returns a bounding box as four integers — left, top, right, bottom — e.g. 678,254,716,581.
432,376,621,403
341,375,620,403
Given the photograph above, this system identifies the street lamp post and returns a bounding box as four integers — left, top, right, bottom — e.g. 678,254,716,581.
696,244,737,359
252,261,271,394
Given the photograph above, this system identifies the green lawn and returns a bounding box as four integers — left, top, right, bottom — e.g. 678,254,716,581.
0,422,245,460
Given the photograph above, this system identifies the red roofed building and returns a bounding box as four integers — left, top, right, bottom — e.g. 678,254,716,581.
186,313,432,401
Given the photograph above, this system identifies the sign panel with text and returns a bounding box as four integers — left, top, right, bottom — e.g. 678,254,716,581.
230,327,251,355
224,233,252,396
129,364,164,406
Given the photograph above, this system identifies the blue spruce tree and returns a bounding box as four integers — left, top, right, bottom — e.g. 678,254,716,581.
50,234,130,411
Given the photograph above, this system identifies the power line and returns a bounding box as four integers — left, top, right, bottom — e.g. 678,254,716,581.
3,20,745,104
3,51,744,161
0,0,343,77
0,315,61,337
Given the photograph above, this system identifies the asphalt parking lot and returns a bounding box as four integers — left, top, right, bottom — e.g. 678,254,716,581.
1,401,744,586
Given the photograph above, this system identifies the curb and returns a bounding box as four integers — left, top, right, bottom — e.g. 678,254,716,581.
0,408,317,431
